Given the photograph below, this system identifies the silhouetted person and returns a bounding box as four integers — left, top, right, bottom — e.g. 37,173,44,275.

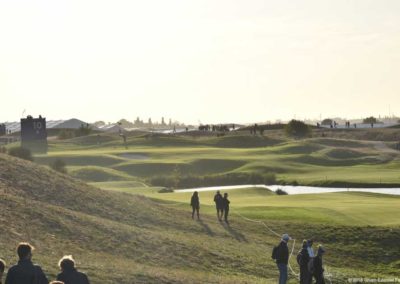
5,242,48,284
297,240,311,284
213,191,223,221
56,255,90,284
0,259,5,284
272,234,290,284
190,191,200,220
313,246,326,284
222,193,230,223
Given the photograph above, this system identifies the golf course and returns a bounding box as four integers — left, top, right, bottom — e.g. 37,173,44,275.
1,128,400,283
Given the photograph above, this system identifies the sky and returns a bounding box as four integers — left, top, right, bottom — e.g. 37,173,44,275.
1,0,400,124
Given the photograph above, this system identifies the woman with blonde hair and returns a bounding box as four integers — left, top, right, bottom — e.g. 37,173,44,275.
56,255,90,284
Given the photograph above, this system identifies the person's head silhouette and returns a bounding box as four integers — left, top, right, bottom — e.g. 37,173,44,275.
17,242,34,261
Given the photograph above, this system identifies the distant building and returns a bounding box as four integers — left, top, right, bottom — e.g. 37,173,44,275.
20,115,47,153
0,124,6,136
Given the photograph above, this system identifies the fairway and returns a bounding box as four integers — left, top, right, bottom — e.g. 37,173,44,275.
33,134,400,187
92,183,400,226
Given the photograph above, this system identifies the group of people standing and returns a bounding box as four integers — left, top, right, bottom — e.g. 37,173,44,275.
190,190,230,223
273,235,326,284
0,242,89,284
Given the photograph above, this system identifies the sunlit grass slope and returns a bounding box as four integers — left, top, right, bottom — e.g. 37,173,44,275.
1,151,400,282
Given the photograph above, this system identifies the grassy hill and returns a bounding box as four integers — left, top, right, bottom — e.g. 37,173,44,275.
1,153,400,283
30,132,400,187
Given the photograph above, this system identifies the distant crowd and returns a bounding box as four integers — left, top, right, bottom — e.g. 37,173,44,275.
0,243,89,284
192,190,327,284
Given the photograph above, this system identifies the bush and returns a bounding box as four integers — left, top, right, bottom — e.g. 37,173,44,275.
50,158,67,174
75,124,92,137
275,188,288,195
58,129,75,140
8,147,33,161
158,187,174,193
363,116,379,124
321,118,333,126
285,120,311,138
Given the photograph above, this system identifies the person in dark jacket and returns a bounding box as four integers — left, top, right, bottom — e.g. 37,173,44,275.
190,191,200,220
274,234,290,284
298,240,311,284
222,193,230,223
213,191,223,220
0,259,5,284
5,242,48,284
56,255,90,284
313,245,326,284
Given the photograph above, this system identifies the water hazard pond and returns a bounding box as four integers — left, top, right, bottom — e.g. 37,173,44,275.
175,184,400,195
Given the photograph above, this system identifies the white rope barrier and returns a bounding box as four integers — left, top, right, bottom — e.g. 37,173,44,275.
232,211,300,278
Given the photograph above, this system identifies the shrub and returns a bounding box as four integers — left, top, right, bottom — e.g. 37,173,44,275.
321,118,333,126
75,124,92,137
276,188,288,195
58,129,75,140
50,158,67,174
363,116,379,124
158,187,174,193
8,147,33,161
285,120,311,138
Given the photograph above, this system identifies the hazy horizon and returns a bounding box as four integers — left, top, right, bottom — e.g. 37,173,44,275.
1,0,400,124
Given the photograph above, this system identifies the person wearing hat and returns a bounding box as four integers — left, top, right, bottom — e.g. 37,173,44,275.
273,234,290,284
313,245,326,284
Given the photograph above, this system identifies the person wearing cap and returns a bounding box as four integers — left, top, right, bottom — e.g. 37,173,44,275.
275,234,290,284
313,245,326,284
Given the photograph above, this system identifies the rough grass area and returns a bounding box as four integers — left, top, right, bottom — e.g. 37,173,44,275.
1,151,400,283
